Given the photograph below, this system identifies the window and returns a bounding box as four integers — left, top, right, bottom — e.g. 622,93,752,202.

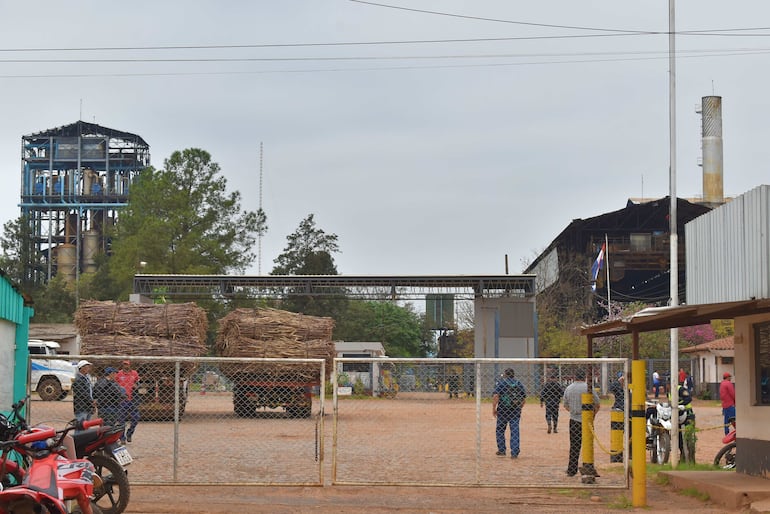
630,233,651,251
722,357,733,365
755,321,770,405
342,353,371,373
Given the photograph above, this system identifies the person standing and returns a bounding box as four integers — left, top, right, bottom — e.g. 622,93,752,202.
94,367,127,430
720,371,736,435
116,360,140,443
652,370,661,398
609,371,626,412
678,368,687,385
540,373,563,434
73,360,96,422
492,368,526,458
563,369,600,477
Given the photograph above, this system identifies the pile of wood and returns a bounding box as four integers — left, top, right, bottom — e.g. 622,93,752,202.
214,308,335,380
74,300,208,377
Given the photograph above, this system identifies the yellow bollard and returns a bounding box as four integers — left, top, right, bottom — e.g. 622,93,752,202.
632,360,647,507
610,409,624,462
581,392,598,483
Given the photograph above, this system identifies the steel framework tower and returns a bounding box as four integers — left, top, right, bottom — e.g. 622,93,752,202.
19,121,150,284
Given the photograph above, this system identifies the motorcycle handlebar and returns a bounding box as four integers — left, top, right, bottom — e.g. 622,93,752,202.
81,418,103,430
16,427,56,445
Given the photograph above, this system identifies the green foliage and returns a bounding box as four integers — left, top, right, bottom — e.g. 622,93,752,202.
0,216,35,289
334,301,428,357
337,372,351,386
30,276,76,323
270,214,347,318
106,149,266,299
272,214,339,275
352,378,366,395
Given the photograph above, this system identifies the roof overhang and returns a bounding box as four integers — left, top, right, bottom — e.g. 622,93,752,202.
580,299,770,339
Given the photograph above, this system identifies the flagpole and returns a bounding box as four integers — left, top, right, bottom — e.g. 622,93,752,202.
605,234,611,315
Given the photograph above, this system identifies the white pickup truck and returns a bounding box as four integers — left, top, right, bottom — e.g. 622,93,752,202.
28,340,76,401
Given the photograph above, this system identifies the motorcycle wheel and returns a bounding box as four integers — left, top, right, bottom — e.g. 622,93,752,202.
89,454,130,514
655,431,671,465
713,442,737,470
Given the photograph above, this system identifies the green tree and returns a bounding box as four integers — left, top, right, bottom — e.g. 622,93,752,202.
334,301,428,357
104,149,266,299
271,214,347,318
30,275,76,323
0,215,37,289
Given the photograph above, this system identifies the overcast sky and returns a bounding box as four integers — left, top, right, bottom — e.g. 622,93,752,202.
1,1,768,277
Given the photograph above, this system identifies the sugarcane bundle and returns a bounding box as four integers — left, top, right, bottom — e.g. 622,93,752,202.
214,308,335,380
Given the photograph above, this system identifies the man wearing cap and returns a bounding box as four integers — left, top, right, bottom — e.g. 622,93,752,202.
94,367,126,430
116,360,140,443
720,371,736,435
73,360,96,422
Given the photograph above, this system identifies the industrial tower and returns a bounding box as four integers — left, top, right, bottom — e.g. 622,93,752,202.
19,121,150,285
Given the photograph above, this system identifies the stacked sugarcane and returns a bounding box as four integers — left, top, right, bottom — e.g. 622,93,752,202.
214,307,335,382
74,300,208,378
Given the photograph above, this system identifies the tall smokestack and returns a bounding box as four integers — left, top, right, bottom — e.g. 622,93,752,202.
700,96,724,205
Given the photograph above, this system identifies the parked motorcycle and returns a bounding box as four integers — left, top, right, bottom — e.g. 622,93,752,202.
714,417,736,469
0,399,130,514
0,419,104,513
645,400,690,464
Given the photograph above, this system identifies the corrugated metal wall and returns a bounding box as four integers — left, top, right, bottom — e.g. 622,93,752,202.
686,184,770,303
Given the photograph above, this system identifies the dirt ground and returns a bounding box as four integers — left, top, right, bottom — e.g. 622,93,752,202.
31,394,737,513
124,479,739,513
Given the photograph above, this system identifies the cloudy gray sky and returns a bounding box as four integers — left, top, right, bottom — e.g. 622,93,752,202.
1,1,767,277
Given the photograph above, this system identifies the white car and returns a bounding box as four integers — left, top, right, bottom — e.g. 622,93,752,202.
28,340,76,401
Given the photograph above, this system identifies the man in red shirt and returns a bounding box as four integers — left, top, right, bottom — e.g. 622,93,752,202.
719,371,736,436
116,360,141,443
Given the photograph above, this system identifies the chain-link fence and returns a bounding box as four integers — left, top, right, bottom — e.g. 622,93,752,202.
27,355,327,486
331,358,629,488
25,356,628,489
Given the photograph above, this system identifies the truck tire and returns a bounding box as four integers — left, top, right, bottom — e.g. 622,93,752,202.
286,405,311,419
37,377,63,401
233,386,253,418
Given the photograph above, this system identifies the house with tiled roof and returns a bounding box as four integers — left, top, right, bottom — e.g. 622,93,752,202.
681,336,734,398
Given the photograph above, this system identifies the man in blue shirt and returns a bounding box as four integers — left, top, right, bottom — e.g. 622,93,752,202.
492,368,526,459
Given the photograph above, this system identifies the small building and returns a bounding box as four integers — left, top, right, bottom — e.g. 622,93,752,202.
28,323,79,355
0,271,35,411
334,342,386,395
680,336,734,398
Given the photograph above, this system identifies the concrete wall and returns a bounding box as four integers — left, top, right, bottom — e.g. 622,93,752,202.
734,312,770,478
473,297,536,359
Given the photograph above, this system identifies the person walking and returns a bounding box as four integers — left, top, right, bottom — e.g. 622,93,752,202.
720,371,736,436
116,360,141,443
540,373,563,434
73,360,96,422
492,368,526,458
652,370,661,398
94,367,127,431
563,369,600,477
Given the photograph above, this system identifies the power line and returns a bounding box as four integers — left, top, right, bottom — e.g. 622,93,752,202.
349,0,770,36
0,48,770,64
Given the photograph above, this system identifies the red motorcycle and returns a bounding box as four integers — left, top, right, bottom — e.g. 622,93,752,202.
0,399,130,514
0,419,104,513
713,417,736,469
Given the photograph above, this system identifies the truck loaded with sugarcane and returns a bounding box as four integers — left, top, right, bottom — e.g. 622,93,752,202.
74,300,208,421
214,308,335,418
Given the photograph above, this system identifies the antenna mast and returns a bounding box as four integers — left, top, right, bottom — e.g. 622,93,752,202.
258,142,264,275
